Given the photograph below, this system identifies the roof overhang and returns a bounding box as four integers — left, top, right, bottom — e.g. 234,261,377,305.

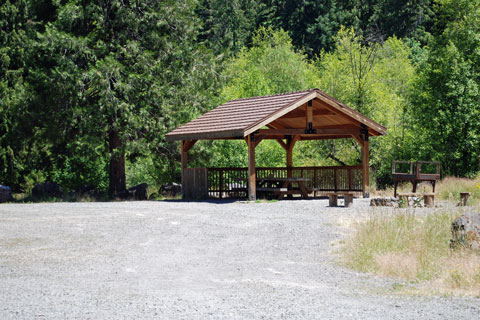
165,89,386,142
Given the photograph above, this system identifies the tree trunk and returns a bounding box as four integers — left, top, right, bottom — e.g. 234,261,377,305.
108,127,126,197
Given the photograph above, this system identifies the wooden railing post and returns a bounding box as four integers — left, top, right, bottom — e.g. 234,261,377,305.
219,168,223,199
334,168,338,192
348,168,353,191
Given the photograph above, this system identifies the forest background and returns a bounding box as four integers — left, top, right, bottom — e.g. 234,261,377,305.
1,0,479,196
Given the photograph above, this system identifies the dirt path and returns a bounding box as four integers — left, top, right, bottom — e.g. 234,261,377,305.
0,200,478,319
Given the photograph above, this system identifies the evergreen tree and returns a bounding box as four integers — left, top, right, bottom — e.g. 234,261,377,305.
25,0,219,195
197,0,267,55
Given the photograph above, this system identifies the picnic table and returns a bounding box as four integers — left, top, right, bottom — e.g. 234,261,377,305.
256,177,311,200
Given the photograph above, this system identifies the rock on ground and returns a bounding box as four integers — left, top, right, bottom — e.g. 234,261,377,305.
32,181,63,198
0,185,13,203
451,213,480,250
120,183,148,200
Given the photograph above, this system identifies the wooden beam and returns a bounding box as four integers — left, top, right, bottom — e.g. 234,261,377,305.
249,134,355,141
275,138,288,151
362,139,370,198
166,129,244,141
247,134,256,201
280,108,335,120
254,135,265,148
257,128,359,136
351,134,363,145
182,139,197,152
299,135,353,140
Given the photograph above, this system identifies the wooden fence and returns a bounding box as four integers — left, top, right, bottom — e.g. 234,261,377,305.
204,166,363,199
182,168,208,199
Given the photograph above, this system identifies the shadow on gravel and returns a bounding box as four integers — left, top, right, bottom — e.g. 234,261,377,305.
159,198,241,204
159,197,330,204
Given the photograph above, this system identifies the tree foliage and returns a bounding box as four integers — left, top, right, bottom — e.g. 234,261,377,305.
307,28,416,186
0,0,479,195
1,0,220,193
260,0,433,56
196,28,320,168
412,0,480,177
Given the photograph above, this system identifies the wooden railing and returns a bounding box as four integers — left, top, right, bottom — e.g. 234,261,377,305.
206,166,363,199
392,160,440,181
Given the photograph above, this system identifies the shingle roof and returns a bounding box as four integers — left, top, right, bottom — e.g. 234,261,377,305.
165,88,386,141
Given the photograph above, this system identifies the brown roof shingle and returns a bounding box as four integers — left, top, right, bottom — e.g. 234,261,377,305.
165,89,386,141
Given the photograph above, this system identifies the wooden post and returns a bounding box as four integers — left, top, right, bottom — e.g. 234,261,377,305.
180,140,197,200
286,135,298,178
362,140,370,198
348,168,353,191
306,101,313,128
247,134,256,201
334,168,338,192
219,168,223,199
286,136,293,178
181,140,188,199
460,192,470,206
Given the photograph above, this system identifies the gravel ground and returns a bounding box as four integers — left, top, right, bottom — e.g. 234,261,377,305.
0,199,478,319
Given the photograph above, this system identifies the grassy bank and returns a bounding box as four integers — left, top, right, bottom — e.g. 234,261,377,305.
341,209,480,296
436,176,480,206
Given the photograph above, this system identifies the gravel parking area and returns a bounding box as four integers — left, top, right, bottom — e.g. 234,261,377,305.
0,199,479,319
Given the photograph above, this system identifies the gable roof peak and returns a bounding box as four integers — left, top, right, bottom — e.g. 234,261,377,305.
226,88,319,103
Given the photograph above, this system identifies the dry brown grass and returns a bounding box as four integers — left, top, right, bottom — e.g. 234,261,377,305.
341,209,480,296
436,176,480,205
375,176,480,206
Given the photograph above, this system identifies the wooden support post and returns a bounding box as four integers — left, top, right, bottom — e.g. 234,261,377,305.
247,134,256,201
181,140,188,200
286,135,298,178
287,137,293,178
362,140,370,198
180,140,197,200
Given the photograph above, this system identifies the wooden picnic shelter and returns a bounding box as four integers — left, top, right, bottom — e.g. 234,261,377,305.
165,89,386,200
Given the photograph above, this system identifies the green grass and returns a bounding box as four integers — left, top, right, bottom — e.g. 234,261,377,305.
341,209,480,295
254,199,278,203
